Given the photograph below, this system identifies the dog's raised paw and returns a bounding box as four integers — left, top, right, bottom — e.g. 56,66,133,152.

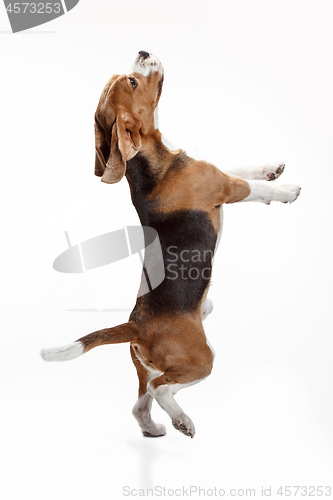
172,416,195,438
262,163,285,181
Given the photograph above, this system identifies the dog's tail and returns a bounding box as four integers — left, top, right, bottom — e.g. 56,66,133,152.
40,322,138,362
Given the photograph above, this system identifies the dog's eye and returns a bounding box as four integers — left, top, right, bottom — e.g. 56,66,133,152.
129,77,138,90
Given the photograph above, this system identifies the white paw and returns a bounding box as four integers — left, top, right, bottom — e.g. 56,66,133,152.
261,162,285,181
172,413,195,438
278,184,301,203
142,423,166,438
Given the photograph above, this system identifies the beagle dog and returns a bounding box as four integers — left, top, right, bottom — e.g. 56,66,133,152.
41,51,301,438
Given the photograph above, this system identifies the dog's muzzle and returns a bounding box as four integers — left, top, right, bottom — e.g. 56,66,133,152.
130,51,164,78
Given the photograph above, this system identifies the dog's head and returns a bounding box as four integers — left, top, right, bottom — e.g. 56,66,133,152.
94,51,164,184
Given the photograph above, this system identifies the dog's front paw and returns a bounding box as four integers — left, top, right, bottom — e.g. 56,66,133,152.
279,184,301,203
172,414,195,438
262,162,285,181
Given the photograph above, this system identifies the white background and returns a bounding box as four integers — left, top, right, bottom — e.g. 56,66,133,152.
1,1,333,498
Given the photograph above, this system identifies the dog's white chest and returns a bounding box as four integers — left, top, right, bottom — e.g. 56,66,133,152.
214,205,224,255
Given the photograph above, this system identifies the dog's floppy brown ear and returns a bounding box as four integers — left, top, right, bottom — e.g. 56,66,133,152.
101,112,142,184
94,120,109,177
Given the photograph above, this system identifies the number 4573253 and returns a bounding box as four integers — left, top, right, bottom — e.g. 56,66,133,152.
6,3,61,14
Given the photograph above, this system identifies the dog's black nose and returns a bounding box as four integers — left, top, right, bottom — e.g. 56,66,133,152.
139,51,150,59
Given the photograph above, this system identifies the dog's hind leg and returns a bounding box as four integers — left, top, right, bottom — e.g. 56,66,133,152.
147,375,203,438
147,360,212,439
130,345,166,437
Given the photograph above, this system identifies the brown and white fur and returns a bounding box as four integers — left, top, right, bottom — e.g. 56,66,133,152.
40,51,301,438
